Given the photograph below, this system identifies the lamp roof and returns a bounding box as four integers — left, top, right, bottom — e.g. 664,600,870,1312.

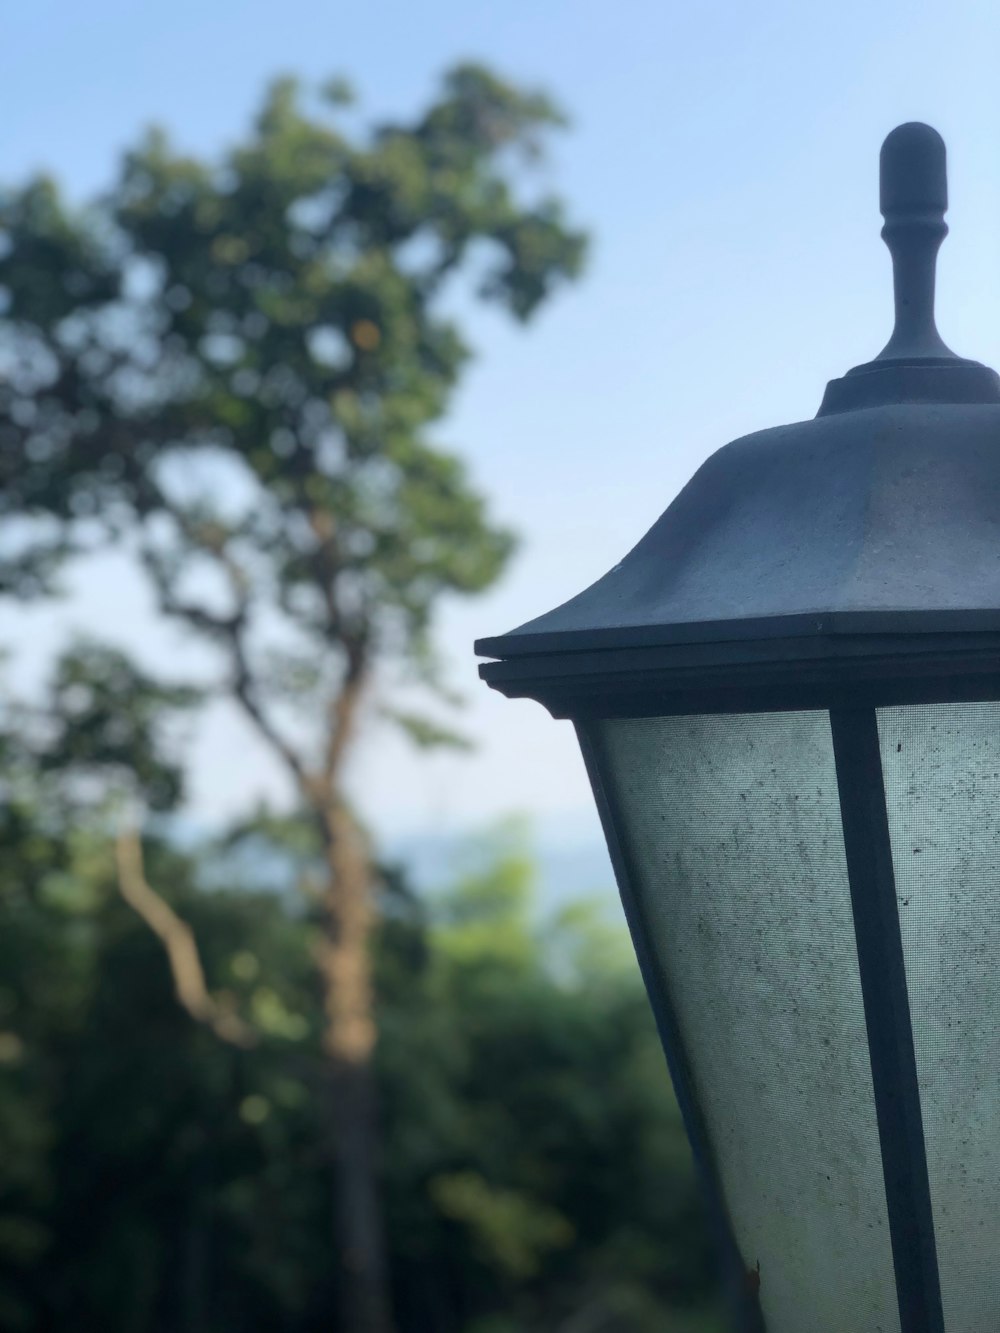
477,125,1000,679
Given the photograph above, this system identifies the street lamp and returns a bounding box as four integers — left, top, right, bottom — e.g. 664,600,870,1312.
476,123,1000,1333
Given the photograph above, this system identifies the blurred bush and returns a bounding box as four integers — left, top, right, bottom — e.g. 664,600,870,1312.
0,807,723,1332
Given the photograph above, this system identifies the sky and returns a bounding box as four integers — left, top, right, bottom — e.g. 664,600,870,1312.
2,0,1000,849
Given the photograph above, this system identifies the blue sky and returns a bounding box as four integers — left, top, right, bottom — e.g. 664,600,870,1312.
3,0,1000,843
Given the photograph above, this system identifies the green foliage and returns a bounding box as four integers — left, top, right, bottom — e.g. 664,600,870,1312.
41,641,200,810
428,1173,573,1279
0,781,723,1332
0,665,724,1329
0,639,198,822
0,64,586,746
376,834,724,1332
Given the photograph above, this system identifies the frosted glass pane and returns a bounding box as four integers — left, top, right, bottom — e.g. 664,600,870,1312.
878,702,1000,1332
594,711,899,1333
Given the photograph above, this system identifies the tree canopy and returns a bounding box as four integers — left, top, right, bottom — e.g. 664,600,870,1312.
0,63,584,687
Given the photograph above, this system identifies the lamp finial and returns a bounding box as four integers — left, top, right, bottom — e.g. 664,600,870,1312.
816,121,999,413
876,122,953,362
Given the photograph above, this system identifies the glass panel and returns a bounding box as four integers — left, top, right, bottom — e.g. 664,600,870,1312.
593,711,899,1333
879,702,1000,1332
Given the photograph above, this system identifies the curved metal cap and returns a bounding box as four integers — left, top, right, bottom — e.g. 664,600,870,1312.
477,126,1000,703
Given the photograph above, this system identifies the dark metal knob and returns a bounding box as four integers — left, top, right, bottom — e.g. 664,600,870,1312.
877,122,952,363
816,123,999,414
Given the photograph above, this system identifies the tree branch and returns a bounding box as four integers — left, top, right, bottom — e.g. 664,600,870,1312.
323,650,368,786
229,624,313,791
115,826,257,1048
140,521,313,793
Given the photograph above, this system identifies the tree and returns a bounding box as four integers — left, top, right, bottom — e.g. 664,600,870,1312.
0,64,586,1331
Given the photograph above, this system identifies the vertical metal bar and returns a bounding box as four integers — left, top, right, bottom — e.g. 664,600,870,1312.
829,708,945,1333
576,723,766,1333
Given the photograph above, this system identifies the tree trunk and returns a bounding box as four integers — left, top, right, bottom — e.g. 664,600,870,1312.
317,798,395,1333
328,1053,393,1333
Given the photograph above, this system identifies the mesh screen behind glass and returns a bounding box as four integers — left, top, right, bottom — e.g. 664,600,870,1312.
879,702,1000,1332
594,711,899,1333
